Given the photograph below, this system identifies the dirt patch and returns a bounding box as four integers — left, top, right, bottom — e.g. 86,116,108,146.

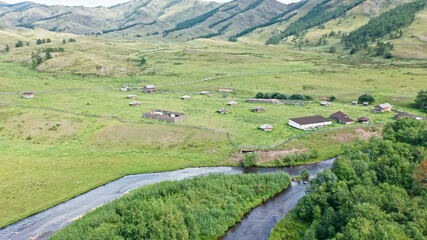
331,128,382,142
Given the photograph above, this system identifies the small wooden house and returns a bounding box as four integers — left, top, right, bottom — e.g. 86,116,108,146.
129,101,141,106
22,92,34,98
320,101,331,107
200,91,211,95
143,85,156,93
127,94,137,99
217,108,229,114
260,124,273,131
228,101,238,106
394,112,414,120
375,103,392,112
252,106,265,112
352,101,358,105
181,95,191,100
357,116,370,123
363,102,369,106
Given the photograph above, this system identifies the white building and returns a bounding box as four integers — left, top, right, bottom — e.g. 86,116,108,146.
289,115,332,131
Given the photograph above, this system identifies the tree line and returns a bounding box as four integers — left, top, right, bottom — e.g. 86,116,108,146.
266,0,364,45
256,92,313,101
344,0,426,49
52,172,291,240
270,118,427,240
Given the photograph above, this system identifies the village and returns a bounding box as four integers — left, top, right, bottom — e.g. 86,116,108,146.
18,83,422,146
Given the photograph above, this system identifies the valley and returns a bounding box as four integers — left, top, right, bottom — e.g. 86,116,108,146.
0,0,426,239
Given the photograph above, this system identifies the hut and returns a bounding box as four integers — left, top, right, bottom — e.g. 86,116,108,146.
217,108,229,114
200,91,211,95
289,115,332,130
144,110,186,123
394,111,414,119
357,116,370,123
129,101,141,106
374,103,392,112
22,92,34,98
252,106,265,112
330,111,354,124
181,95,191,100
143,85,156,93
260,124,273,131
352,101,358,105
127,94,137,99
363,102,369,106
320,101,331,107
228,101,238,106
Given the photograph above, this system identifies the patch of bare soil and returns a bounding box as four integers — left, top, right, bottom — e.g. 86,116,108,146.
332,128,382,142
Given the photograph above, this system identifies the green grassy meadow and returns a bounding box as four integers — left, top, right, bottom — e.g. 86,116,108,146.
0,29,426,228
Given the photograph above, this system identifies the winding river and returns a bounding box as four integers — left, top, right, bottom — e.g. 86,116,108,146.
0,159,334,240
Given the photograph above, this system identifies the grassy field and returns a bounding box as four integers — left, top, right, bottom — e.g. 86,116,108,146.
0,28,426,228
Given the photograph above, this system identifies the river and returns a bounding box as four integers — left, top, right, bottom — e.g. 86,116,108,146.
0,159,334,240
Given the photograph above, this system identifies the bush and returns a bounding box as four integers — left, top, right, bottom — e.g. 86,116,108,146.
358,94,375,104
300,168,310,180
242,153,258,167
328,46,336,53
330,95,336,101
385,52,393,58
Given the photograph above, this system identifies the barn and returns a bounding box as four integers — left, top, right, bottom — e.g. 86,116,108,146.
330,111,354,124
289,115,332,130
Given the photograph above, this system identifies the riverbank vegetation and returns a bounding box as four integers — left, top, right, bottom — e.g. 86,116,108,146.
52,173,291,239
270,118,427,239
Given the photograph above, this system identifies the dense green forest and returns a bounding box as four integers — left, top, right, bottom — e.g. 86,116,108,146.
270,118,427,240
52,173,291,239
266,0,364,45
344,0,426,48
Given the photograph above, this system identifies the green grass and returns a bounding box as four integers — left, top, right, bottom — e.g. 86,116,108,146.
0,28,426,228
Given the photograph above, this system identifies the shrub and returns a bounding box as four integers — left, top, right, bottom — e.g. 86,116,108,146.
242,153,258,167
358,94,375,104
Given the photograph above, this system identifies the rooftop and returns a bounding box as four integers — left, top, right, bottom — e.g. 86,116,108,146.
144,85,156,88
377,103,392,109
260,124,273,129
330,111,354,122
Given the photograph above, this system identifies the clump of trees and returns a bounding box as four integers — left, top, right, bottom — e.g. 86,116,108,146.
270,119,427,240
36,38,51,45
277,150,320,166
414,90,427,110
31,47,65,68
242,152,259,167
52,172,291,240
358,94,375,104
256,92,313,101
15,41,24,48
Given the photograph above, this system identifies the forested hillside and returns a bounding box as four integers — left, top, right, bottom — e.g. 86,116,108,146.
270,118,427,240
